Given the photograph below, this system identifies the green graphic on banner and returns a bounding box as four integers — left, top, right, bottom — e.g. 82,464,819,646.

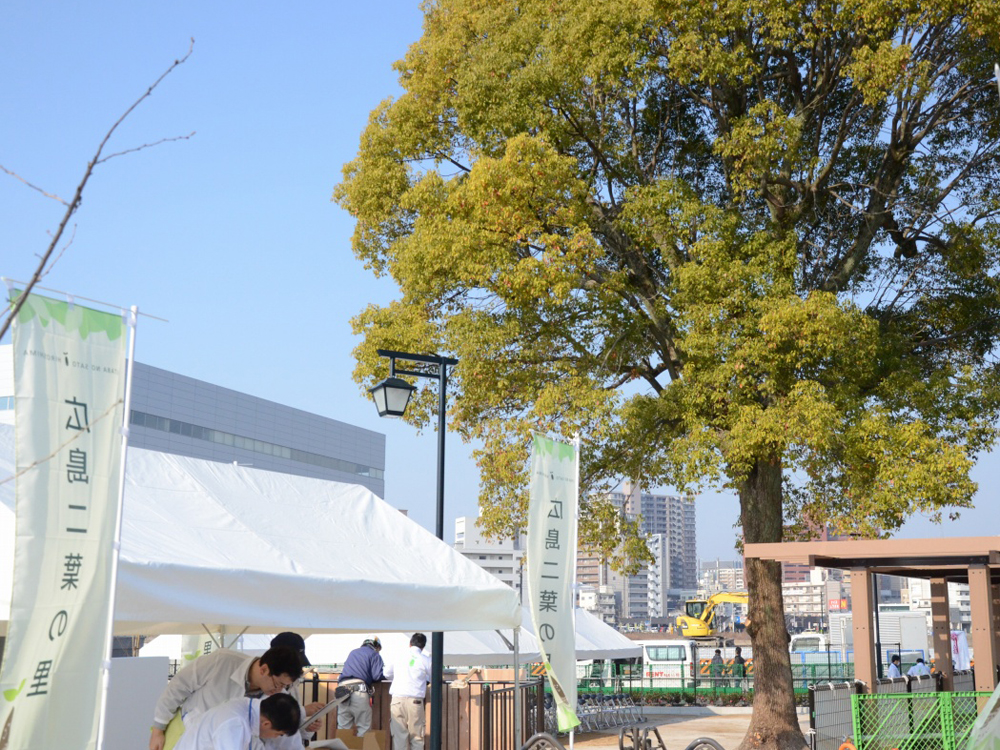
13,292,125,341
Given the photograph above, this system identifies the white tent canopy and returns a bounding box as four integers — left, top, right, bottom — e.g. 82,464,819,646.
139,630,542,667
570,608,642,659
303,630,540,667
0,424,520,636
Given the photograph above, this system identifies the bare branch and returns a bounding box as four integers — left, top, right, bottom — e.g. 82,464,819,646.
96,131,197,165
0,164,69,205
0,38,195,342
39,224,78,281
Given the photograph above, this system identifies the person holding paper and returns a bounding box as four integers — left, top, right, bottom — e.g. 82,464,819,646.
173,693,301,750
385,633,432,750
149,646,304,750
337,637,385,736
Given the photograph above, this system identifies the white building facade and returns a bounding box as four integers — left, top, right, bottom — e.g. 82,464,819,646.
907,578,972,631
454,516,525,599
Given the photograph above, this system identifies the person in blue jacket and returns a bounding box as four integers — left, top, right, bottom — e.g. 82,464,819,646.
337,637,384,736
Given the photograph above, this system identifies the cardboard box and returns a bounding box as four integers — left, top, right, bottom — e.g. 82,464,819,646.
335,728,387,750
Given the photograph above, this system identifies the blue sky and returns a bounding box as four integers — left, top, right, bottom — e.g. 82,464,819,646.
1,1,994,565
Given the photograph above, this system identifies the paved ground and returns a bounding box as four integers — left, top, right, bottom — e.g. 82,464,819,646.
567,710,811,750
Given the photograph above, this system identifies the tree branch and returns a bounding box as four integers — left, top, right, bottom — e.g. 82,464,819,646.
0,39,194,341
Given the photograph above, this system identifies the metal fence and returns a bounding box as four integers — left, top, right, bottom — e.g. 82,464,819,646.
908,675,938,694
790,660,855,691
953,670,975,692
481,681,546,750
874,677,910,695
809,682,859,750
850,691,993,750
287,672,543,750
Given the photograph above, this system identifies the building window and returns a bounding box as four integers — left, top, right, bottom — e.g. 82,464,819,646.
129,409,384,480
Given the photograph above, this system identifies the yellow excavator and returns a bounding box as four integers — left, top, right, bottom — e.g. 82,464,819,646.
675,591,749,641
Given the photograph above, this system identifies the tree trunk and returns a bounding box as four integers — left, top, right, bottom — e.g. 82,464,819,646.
737,459,807,750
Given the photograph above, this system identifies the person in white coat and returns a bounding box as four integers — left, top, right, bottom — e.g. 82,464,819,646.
887,654,903,679
149,646,303,750
907,658,932,677
385,633,433,750
173,694,300,750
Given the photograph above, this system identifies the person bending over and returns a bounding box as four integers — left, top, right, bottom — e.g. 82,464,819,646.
174,693,301,750
150,645,303,750
337,637,384,736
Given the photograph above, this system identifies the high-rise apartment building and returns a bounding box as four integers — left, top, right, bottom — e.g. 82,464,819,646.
579,482,697,624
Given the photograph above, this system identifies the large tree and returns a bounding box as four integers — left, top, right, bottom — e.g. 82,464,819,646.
335,1,1000,747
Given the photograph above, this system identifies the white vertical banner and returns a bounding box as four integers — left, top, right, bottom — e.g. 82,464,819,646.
527,433,580,732
0,293,127,749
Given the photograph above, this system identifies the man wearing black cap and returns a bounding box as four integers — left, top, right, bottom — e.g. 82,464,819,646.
270,632,324,748
337,637,384,736
271,632,311,670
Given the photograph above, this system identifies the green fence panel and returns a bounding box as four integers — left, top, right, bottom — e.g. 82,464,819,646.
851,691,993,750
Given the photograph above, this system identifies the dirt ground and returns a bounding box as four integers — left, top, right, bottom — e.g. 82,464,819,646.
568,711,812,750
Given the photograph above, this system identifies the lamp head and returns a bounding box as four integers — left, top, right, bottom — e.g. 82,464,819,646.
368,376,417,418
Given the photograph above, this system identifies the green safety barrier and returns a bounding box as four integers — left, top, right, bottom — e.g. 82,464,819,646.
574,662,857,695
850,691,993,750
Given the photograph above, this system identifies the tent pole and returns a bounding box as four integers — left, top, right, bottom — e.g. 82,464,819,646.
201,624,223,651
429,358,450,750
514,626,521,749
569,433,580,750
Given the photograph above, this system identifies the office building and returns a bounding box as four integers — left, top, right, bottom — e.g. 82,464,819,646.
453,516,525,599
782,568,849,632
699,560,745,593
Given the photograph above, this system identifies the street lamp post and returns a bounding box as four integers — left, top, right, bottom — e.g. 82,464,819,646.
368,348,458,750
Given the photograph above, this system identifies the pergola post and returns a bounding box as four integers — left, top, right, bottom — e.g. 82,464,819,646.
930,577,953,691
969,565,999,692
851,568,877,691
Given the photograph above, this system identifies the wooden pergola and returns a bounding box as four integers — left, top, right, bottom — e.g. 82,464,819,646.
744,536,1000,692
